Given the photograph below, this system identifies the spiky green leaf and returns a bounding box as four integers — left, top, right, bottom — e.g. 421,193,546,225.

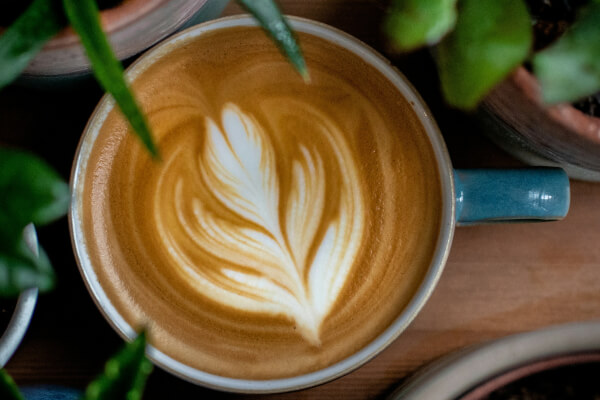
82,332,153,400
236,0,309,81
62,0,159,158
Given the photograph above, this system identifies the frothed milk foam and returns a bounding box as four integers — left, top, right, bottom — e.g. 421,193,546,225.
81,27,441,378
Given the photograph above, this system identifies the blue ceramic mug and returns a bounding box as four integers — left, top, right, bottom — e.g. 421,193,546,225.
454,169,568,224
69,16,569,393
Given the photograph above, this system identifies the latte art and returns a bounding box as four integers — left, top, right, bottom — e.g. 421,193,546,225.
79,26,442,379
159,103,365,344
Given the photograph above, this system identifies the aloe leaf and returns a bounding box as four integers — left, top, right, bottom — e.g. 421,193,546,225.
385,0,458,51
236,0,309,81
0,0,65,89
436,0,532,109
62,0,159,158
0,370,24,400
82,331,153,400
533,1,600,104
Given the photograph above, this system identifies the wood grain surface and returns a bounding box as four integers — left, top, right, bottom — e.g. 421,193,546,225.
1,1,599,399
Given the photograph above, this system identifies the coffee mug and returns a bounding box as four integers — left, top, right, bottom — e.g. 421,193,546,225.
69,16,570,393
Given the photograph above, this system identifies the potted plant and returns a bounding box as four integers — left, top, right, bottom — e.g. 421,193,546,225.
384,0,600,180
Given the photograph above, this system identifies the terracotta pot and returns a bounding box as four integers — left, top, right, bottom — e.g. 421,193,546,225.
388,321,600,400
481,66,600,181
459,353,600,400
22,0,229,81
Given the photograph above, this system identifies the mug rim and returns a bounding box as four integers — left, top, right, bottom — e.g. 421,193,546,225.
69,15,455,393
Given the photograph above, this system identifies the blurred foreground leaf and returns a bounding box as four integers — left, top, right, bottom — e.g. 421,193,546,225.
0,370,24,400
0,149,69,239
62,0,159,158
0,0,65,89
0,332,151,400
237,0,309,81
385,0,458,51
436,0,532,109
0,149,67,296
83,331,153,400
533,0,600,104
0,237,55,297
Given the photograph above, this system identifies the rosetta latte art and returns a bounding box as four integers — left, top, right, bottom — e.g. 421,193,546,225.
82,27,442,379
155,103,365,344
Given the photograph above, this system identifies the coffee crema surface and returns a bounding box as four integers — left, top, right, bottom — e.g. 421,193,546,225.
80,26,442,379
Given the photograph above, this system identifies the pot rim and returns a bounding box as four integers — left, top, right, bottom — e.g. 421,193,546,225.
388,320,600,400
505,67,600,145
44,0,176,49
460,352,600,400
23,0,215,76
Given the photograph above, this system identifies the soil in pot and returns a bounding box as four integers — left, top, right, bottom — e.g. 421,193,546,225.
574,93,600,118
526,0,585,50
484,361,600,400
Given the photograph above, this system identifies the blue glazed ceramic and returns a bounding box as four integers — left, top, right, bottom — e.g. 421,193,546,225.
21,386,81,400
455,168,570,224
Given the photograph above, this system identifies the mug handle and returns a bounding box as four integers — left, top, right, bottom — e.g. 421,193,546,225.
454,168,570,225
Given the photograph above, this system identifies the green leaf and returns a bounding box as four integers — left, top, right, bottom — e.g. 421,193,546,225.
62,0,159,159
236,0,309,81
533,1,600,104
0,149,64,296
0,370,24,400
0,238,55,297
82,331,153,400
0,0,65,89
385,0,458,51
436,0,532,109
0,149,69,244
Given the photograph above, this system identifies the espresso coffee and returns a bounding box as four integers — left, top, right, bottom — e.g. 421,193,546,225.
79,26,441,379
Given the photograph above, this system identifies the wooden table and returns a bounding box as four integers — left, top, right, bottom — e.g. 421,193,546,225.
2,1,600,398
